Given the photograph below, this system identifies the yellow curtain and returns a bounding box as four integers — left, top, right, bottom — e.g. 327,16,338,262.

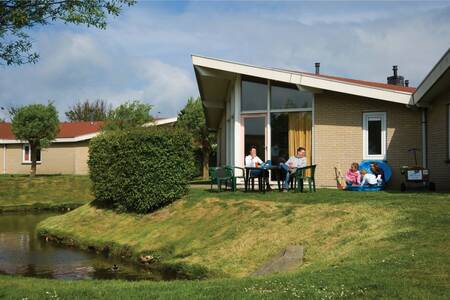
288,112,312,171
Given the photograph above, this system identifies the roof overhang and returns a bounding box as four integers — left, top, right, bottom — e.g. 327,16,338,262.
192,55,414,128
411,48,450,107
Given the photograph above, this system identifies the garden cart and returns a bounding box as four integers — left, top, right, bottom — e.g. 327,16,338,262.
400,148,435,192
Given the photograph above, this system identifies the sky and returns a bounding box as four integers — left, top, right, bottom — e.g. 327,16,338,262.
1,0,449,120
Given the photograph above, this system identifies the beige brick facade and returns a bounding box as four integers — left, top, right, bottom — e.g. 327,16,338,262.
1,141,90,175
427,90,450,190
314,91,422,188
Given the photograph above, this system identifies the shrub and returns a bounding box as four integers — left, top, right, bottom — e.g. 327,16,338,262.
88,127,194,213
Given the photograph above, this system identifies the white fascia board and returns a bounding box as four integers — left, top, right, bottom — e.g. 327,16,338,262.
54,132,99,142
192,55,296,84
0,132,99,144
412,48,450,105
192,55,413,105
142,117,178,127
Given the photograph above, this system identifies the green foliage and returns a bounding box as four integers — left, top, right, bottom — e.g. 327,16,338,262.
0,0,136,65
65,99,111,122
88,127,194,213
11,103,59,147
11,103,59,176
177,97,216,178
104,100,154,131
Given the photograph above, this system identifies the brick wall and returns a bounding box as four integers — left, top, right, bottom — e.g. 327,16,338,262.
314,91,422,188
427,90,450,190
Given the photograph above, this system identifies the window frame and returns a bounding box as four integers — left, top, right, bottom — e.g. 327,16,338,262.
363,112,387,160
22,144,42,164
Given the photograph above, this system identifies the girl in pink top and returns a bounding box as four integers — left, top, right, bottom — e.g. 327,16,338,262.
345,162,361,185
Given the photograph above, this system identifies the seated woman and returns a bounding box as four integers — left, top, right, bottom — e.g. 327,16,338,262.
370,162,385,183
345,162,361,186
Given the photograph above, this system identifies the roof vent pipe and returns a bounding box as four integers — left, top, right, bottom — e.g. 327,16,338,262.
393,65,398,77
405,80,409,87
387,65,405,86
315,62,320,75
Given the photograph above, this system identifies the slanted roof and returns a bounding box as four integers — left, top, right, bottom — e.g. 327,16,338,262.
411,48,450,106
0,121,103,143
192,55,415,128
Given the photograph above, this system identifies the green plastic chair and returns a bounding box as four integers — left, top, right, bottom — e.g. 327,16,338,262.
295,165,317,192
209,167,233,192
225,166,245,191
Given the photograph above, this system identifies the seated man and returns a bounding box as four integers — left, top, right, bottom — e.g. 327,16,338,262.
280,147,307,191
245,146,270,190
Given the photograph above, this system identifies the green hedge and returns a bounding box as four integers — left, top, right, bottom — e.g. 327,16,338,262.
88,128,194,213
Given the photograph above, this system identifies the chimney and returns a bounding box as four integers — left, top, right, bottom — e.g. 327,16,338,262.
405,80,409,87
315,62,320,75
387,65,405,86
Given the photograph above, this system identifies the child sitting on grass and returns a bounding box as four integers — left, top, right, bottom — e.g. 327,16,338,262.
345,162,361,186
360,169,383,186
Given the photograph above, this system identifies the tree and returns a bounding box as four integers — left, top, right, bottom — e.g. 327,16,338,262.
65,99,111,122
11,103,59,177
0,0,135,66
104,100,153,131
177,97,215,179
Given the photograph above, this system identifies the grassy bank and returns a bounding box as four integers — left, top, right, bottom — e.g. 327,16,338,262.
0,175,93,212
30,189,450,298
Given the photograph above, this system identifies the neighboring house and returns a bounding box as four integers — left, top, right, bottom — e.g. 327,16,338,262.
0,121,102,175
192,49,450,190
411,49,450,190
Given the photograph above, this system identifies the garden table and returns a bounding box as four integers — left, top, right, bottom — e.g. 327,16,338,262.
244,166,283,192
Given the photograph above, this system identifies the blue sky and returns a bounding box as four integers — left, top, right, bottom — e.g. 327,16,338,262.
1,1,449,120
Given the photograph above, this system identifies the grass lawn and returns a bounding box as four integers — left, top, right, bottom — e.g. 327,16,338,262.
0,175,93,211
12,188,447,299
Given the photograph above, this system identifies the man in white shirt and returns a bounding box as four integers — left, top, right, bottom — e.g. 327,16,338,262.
280,147,307,191
245,146,270,190
245,146,264,168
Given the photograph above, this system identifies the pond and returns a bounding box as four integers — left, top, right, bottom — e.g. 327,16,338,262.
0,212,179,281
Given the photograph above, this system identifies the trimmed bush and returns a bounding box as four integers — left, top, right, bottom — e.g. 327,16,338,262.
88,127,194,213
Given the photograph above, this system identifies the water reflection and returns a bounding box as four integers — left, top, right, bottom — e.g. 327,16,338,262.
0,212,178,281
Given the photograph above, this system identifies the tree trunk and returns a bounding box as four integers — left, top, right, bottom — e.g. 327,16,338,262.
202,151,210,180
30,142,37,178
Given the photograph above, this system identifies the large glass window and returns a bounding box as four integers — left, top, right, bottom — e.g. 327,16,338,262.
241,76,267,111
271,112,312,166
271,81,313,110
363,112,386,160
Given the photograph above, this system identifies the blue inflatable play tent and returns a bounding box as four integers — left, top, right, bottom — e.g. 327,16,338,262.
346,160,392,191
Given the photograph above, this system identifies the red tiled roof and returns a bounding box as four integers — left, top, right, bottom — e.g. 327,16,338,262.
58,121,103,138
301,72,417,93
0,123,15,139
0,121,103,140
